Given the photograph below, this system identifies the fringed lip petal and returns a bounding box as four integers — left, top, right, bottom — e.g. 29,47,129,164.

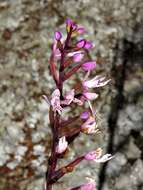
83,76,111,88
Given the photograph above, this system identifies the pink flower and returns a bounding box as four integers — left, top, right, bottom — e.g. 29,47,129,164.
83,76,111,88
77,27,86,34
73,53,84,62
76,39,86,48
85,148,114,163
84,41,93,49
84,148,102,160
83,92,98,100
61,89,75,105
61,89,83,106
81,61,96,71
56,136,68,154
54,31,62,41
51,89,63,114
81,117,98,134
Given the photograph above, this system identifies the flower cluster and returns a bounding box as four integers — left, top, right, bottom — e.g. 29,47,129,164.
44,18,113,190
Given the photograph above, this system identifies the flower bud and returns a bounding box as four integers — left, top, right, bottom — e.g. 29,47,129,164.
76,39,86,48
66,18,73,33
56,136,68,154
80,111,90,120
54,31,62,41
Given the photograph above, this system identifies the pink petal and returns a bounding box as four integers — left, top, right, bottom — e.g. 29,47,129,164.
84,41,93,49
73,53,84,62
51,89,63,114
77,27,86,34
52,89,60,98
83,92,98,100
72,23,78,30
76,39,86,48
84,151,97,160
85,148,102,161
82,61,96,71
61,89,75,105
80,182,96,190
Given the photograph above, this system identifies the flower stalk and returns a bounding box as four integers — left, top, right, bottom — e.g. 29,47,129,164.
44,18,113,190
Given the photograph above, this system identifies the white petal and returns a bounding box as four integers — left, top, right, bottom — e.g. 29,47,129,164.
95,154,114,163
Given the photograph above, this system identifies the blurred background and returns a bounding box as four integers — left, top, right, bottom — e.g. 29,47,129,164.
0,0,143,189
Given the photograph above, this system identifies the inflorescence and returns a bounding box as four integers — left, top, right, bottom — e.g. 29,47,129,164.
43,18,113,190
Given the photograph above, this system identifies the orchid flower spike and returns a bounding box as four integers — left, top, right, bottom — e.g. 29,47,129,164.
56,136,68,154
